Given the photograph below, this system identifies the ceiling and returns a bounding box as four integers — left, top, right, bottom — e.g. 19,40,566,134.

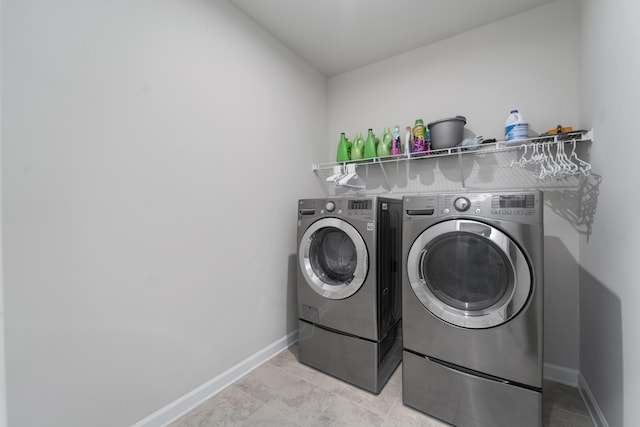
228,0,556,76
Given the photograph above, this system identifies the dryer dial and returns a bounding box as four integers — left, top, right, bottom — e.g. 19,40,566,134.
325,201,336,212
454,197,471,212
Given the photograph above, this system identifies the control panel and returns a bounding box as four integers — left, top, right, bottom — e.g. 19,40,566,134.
298,198,377,220
404,191,542,223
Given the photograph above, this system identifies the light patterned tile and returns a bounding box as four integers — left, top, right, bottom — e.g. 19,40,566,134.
266,377,336,425
296,365,349,395
544,405,594,427
237,364,337,425
338,373,401,418
269,346,347,394
269,347,300,369
384,396,451,427
311,396,386,427
543,380,591,418
387,363,402,386
235,361,300,403
269,348,317,381
167,385,263,427
238,405,301,427
168,351,597,427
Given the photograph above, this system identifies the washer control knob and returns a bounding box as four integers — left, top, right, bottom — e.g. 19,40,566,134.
325,201,336,212
454,197,471,212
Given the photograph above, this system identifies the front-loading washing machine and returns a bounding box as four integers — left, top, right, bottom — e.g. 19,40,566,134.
402,191,544,427
296,196,402,393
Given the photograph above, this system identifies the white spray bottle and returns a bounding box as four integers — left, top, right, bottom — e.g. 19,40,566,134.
405,126,412,157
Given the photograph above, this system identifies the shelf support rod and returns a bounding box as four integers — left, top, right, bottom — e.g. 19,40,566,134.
313,168,330,197
457,149,466,189
376,159,391,192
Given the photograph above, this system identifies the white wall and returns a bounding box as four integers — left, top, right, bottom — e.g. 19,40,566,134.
0,0,7,425
1,1,326,426
328,0,582,373
579,0,640,426
327,1,581,161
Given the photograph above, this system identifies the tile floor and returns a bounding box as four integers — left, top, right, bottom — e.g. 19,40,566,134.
168,345,594,427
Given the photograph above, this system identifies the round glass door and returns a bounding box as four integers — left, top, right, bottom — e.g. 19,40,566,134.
299,218,368,299
407,219,532,328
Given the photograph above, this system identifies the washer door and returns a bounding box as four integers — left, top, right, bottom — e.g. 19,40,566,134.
299,218,368,300
407,219,531,328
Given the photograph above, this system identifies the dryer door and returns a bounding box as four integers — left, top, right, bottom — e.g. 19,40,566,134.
407,219,532,329
299,217,368,300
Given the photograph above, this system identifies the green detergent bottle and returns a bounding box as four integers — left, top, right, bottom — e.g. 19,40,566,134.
351,132,364,160
377,127,392,157
336,132,350,162
364,128,377,159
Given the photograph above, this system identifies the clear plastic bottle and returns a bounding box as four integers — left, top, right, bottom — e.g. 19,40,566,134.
505,109,529,142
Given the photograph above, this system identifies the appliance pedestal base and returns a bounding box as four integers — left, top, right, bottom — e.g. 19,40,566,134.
298,319,401,394
402,350,542,427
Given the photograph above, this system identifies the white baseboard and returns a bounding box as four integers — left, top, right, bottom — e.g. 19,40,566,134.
132,330,298,427
578,373,610,427
543,362,579,387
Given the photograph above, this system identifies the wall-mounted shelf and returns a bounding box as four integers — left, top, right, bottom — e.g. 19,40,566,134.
313,129,594,196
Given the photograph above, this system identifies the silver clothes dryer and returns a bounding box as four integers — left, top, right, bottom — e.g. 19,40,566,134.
401,191,544,427
296,197,402,393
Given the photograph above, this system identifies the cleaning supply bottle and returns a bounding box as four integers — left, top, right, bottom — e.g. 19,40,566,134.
377,127,392,157
351,132,364,160
391,125,401,155
336,132,350,162
405,126,413,156
412,119,427,153
505,109,529,142
364,128,377,159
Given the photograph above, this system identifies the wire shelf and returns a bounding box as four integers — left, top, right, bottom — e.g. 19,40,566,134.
313,129,593,197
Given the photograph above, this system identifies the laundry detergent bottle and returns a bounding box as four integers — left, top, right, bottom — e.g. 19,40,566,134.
364,128,377,159
351,132,364,160
505,109,529,142
377,127,392,157
412,119,427,153
336,132,350,162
